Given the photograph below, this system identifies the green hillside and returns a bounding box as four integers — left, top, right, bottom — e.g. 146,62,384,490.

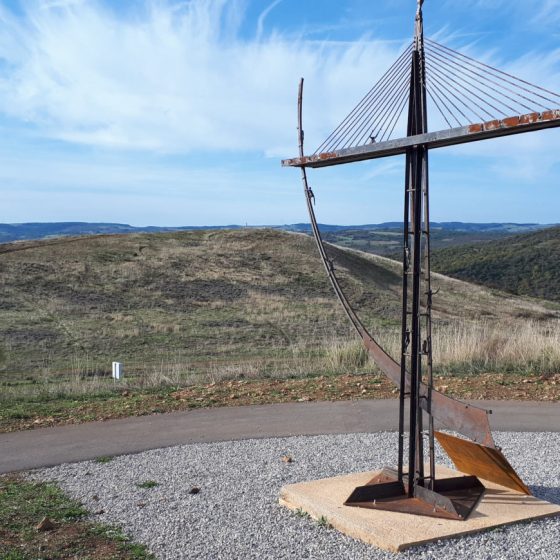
431,226,560,302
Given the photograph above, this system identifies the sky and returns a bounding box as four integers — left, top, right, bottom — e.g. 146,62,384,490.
0,0,559,226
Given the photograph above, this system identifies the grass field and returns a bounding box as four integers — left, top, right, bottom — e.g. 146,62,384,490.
320,225,528,256
0,228,559,431
0,475,153,559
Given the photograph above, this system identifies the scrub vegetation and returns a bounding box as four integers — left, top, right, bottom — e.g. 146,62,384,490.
431,226,560,302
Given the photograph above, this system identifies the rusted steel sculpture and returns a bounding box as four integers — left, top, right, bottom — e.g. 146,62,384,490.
282,0,559,520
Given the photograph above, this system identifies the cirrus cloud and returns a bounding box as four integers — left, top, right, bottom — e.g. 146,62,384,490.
0,0,407,156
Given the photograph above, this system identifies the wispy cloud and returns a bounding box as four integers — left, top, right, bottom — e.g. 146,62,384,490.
0,0,406,156
532,0,560,25
0,0,558,226
1,1,556,158
256,0,282,40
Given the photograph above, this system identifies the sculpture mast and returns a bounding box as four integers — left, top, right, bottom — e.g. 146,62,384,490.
399,0,435,494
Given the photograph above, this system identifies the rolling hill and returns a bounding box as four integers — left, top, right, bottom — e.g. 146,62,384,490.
431,226,560,302
0,221,242,243
0,221,550,250
0,228,557,381
316,223,553,256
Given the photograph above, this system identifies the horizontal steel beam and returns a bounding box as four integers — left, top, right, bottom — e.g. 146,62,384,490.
282,110,560,168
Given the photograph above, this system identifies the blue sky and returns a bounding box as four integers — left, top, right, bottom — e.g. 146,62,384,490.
0,0,559,226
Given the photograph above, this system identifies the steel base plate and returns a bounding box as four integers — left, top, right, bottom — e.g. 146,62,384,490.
344,468,485,520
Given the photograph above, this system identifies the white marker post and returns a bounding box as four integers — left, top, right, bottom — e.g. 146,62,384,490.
112,361,123,381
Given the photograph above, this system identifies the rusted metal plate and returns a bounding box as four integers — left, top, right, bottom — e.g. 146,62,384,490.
420,387,495,447
361,333,495,447
502,116,520,128
468,123,483,133
483,119,502,131
542,109,560,121
435,431,531,495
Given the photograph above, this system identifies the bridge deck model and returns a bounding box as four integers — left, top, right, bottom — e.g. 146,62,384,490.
282,110,560,168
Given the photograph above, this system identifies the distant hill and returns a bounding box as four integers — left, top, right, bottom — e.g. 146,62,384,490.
0,221,551,246
283,222,549,234
431,226,560,302
314,223,553,256
0,222,244,243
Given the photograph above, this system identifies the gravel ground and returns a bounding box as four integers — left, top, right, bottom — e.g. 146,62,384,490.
33,432,560,559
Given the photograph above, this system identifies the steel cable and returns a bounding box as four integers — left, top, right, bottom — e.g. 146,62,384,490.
353,71,411,145
320,55,411,151
426,72,474,124
328,53,413,150
340,64,412,148
426,51,518,116
426,59,495,121
315,44,413,153
426,85,454,128
313,37,560,153
425,43,548,113
426,38,560,106
383,83,412,141
364,78,410,144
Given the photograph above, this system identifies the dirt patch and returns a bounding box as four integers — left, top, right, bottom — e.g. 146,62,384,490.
2,372,559,433
169,371,560,407
0,474,153,559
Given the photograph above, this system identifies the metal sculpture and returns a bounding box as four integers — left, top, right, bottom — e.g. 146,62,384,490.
282,0,559,520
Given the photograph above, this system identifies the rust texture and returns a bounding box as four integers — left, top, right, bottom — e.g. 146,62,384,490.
435,431,531,495
483,119,502,131
481,110,560,132
519,112,540,124
502,116,520,127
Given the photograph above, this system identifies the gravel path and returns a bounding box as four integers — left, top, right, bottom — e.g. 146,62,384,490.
33,432,560,559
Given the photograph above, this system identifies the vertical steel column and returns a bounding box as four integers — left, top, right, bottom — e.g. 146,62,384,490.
398,58,416,485
419,27,435,487
423,150,435,490
403,0,429,497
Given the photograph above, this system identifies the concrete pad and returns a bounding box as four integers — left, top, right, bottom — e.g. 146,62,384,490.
279,465,560,552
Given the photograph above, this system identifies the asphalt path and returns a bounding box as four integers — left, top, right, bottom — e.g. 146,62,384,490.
1,400,559,474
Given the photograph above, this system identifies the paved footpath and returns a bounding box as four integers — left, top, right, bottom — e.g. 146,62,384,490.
1,400,559,474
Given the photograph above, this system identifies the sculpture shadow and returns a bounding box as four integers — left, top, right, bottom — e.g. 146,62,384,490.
528,485,560,505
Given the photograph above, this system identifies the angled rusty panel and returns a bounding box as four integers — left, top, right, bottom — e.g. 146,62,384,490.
435,431,531,495
421,388,495,447
361,333,495,448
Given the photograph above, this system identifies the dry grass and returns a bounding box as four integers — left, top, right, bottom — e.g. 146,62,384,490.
369,319,560,376
3,319,560,403
1,229,559,404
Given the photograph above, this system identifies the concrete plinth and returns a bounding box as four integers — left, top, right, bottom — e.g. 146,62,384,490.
279,466,560,552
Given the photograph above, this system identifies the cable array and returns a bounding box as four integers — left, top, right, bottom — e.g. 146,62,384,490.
424,39,560,128
314,38,560,154
313,43,413,154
